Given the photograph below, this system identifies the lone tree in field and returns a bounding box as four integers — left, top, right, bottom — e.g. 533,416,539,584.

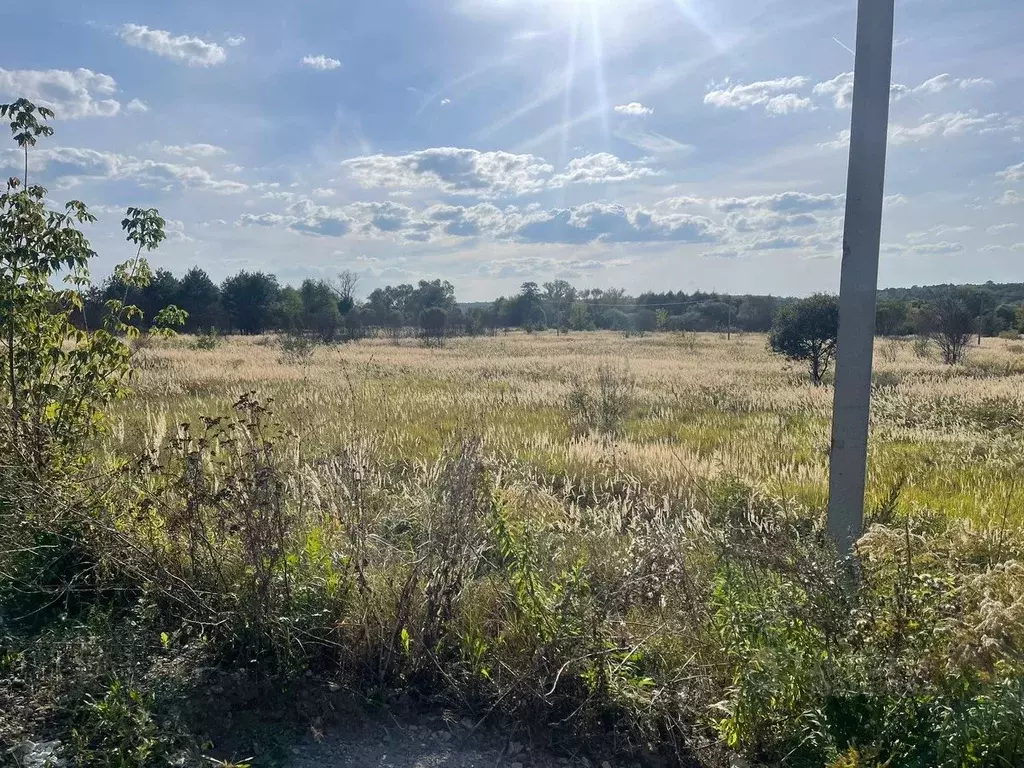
768,294,839,386
921,290,975,365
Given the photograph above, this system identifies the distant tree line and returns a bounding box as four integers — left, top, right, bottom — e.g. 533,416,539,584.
75,267,1024,342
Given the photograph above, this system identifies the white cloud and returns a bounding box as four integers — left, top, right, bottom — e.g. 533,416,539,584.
159,143,227,159
514,203,718,244
301,55,342,71
0,145,247,194
906,225,973,243
226,35,246,47
125,98,149,114
614,102,654,117
312,187,336,198
998,190,1024,205
613,124,692,156
821,112,1022,150
703,77,810,114
548,153,657,187
477,256,633,279
286,200,354,236
711,192,844,213
979,242,1024,253
238,212,292,228
343,147,554,197
813,72,993,110
884,193,909,207
998,161,1024,183
440,98,452,106
116,24,227,67
0,68,121,118
884,241,967,256
890,111,1006,144
817,129,851,151
987,222,1019,233
904,241,967,255
765,94,814,115
912,73,993,96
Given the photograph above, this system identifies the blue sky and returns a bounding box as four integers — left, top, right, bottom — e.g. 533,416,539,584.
1,0,1022,300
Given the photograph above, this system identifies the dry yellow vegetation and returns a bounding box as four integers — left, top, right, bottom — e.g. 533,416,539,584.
113,330,1024,524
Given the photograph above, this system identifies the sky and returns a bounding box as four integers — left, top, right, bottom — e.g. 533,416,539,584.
1,0,1022,301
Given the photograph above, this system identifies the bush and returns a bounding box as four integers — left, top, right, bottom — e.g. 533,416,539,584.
565,364,636,438
278,331,316,365
189,328,222,350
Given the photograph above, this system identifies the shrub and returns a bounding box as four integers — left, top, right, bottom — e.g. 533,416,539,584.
565,364,636,437
189,328,222,350
278,331,316,365
70,680,167,768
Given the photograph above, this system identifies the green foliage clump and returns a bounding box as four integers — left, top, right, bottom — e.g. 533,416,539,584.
768,293,839,385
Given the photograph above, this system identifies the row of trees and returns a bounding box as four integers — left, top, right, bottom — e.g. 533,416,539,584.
77,265,1024,344
770,287,1012,385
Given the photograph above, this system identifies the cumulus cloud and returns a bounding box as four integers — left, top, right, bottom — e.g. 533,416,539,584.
998,190,1024,205
301,55,342,70
343,147,554,197
884,193,909,207
703,77,812,114
117,24,227,67
0,145,246,194
548,153,656,187
730,231,841,255
125,98,149,114
343,148,661,197
0,68,121,118
285,200,353,236
514,203,718,244
998,161,1024,183
614,102,654,117
424,203,508,238
765,94,814,115
238,212,292,227
711,192,844,213
225,35,246,47
345,201,437,240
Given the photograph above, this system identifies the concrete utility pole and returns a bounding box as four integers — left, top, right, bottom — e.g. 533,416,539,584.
827,0,896,555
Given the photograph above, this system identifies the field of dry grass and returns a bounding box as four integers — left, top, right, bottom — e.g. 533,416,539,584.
7,329,1024,767
115,330,1024,524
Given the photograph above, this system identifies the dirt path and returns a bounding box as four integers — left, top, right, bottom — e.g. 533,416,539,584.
286,714,616,768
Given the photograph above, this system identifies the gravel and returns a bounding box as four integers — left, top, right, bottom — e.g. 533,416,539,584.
285,714,610,768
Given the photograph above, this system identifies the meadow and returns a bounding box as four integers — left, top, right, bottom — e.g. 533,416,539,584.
6,329,1024,768
118,330,1024,524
